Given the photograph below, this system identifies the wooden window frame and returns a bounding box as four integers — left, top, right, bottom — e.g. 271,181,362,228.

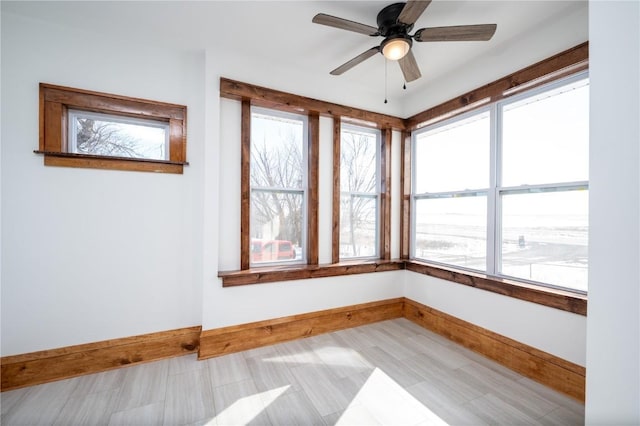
217,42,588,318
239,104,316,270
333,121,390,262
37,83,188,174
223,78,401,276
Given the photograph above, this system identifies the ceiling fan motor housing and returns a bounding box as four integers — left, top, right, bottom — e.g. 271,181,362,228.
377,2,414,36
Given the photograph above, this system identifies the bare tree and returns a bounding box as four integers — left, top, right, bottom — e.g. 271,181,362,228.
76,119,149,158
251,124,303,245
340,131,377,256
250,118,378,256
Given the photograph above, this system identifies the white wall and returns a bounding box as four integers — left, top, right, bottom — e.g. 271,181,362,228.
586,1,640,423
0,13,205,355
404,273,587,365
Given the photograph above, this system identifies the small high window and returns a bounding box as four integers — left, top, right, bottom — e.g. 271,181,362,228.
67,110,170,160
38,83,187,174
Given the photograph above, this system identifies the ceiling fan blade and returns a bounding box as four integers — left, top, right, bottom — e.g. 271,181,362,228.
312,13,379,36
330,47,380,75
398,0,432,26
398,50,421,82
414,24,497,42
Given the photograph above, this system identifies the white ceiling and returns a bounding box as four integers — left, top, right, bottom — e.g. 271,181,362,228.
2,1,588,117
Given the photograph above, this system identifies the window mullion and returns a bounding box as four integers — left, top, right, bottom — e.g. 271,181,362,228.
499,181,589,195
252,186,305,194
488,103,500,276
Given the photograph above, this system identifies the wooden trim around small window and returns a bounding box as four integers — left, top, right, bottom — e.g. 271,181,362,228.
38,83,188,174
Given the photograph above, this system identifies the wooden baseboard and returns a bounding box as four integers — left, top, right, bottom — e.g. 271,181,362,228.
198,298,404,359
2,297,586,403
1,326,201,391
402,298,586,402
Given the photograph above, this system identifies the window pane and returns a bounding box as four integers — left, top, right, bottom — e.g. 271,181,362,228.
250,109,306,266
500,190,588,291
69,110,169,160
340,124,379,260
251,112,304,189
340,127,377,194
414,196,487,271
502,78,589,186
340,195,377,258
414,111,489,193
250,190,303,265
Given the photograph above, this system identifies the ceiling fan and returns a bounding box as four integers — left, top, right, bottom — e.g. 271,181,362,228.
312,0,497,83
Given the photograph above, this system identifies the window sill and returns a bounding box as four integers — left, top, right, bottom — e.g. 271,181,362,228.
218,259,587,316
35,151,189,174
404,260,587,316
218,259,405,287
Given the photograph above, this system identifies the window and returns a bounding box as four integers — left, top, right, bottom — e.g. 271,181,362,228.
249,107,307,266
412,73,589,293
499,76,589,291
339,123,380,259
38,83,187,173
226,79,395,278
413,111,490,270
68,110,170,160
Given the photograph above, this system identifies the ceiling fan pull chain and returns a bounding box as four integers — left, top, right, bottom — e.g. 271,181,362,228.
384,58,388,104
403,81,407,90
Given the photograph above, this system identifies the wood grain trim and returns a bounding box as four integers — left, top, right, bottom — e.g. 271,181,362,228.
400,131,411,259
41,83,186,120
332,117,341,264
219,259,405,287
405,42,588,129
379,128,392,260
39,152,185,174
402,298,586,402
405,260,587,316
220,78,405,131
1,326,201,392
198,298,404,359
240,99,251,270
169,118,186,163
220,259,585,316
39,87,46,151
307,112,320,265
38,83,188,174
43,102,63,153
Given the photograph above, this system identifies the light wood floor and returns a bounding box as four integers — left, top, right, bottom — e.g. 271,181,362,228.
1,318,584,425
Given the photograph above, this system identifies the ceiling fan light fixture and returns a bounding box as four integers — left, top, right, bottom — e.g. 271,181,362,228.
381,36,411,61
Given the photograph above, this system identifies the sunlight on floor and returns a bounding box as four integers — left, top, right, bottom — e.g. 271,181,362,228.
206,385,290,425
264,344,369,369
336,368,449,425
205,362,448,425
